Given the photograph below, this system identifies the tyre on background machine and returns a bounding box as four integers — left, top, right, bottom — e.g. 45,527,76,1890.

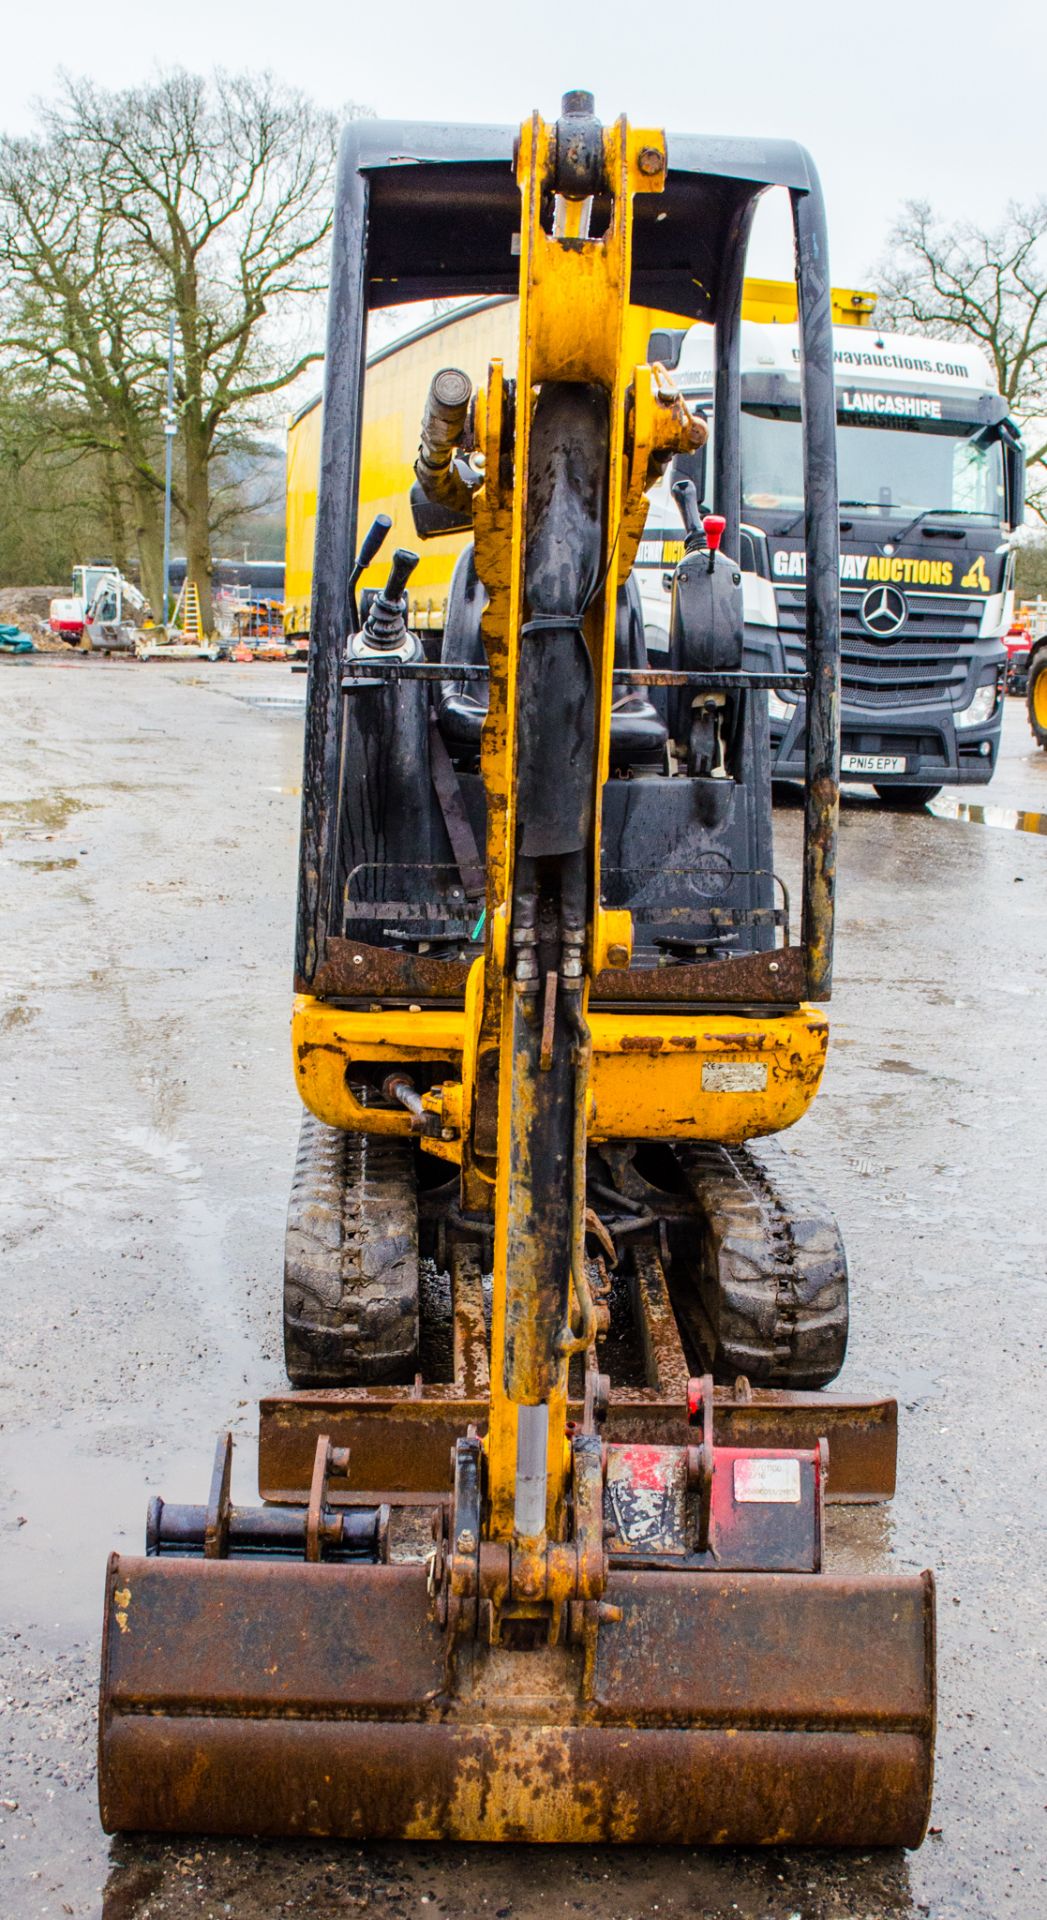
1028,640,1047,748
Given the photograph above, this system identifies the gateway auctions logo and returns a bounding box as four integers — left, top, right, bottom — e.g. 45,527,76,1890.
637,538,996,594
773,550,960,586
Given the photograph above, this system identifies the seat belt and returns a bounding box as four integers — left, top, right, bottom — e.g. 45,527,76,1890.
428,711,485,902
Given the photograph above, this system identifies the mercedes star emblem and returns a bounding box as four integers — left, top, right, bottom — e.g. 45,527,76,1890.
860,584,907,636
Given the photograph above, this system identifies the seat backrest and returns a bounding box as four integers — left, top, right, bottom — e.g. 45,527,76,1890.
439,545,666,764
442,546,487,671
439,546,489,749
614,570,648,671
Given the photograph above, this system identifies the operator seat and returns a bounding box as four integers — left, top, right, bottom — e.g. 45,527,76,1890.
438,545,667,767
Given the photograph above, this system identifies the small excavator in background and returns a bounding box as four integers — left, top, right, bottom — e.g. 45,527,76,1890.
99,94,935,1848
49,562,148,652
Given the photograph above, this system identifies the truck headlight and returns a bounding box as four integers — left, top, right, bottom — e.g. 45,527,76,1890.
955,682,998,729
767,689,794,721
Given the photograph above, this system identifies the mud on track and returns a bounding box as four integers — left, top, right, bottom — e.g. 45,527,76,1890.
1,662,1045,1919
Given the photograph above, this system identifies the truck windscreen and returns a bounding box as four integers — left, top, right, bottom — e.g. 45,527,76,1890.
740,409,1005,520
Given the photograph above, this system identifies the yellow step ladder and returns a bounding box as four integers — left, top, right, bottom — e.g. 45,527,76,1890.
182,579,204,641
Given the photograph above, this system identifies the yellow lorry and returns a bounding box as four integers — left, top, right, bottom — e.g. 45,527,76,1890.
284,281,876,639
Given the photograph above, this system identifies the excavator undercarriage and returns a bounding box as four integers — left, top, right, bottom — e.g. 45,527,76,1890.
283,1120,848,1392
99,93,935,1848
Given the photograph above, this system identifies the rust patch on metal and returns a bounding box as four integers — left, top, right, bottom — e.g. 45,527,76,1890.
451,1241,489,1397
629,1241,690,1397
99,1556,934,1846
305,947,808,1008
258,1387,898,1505
303,938,471,1002
592,947,806,1005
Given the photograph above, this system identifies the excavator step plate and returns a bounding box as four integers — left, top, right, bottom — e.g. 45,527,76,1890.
100,1556,934,1845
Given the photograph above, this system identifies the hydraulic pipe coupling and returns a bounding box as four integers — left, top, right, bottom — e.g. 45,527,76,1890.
416,368,473,507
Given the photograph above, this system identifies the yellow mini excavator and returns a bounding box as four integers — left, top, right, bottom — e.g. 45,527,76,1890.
99,94,936,1847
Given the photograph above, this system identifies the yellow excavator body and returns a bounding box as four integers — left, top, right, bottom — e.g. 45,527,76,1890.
99,97,933,1849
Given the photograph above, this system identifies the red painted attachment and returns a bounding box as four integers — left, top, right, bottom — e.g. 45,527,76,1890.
703,513,727,552
602,1439,823,1572
707,1446,822,1572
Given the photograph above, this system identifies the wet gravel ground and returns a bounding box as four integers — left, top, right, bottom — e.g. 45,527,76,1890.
1,657,1045,1920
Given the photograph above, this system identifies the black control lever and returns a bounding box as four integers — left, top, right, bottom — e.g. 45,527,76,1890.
382,548,419,607
361,547,419,650
671,477,707,554
347,512,392,630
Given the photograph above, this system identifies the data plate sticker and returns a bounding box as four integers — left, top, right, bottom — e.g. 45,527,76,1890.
701,1062,768,1093
733,1457,802,1504
841,753,907,774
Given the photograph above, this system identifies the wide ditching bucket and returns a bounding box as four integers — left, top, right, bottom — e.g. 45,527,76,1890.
99,1419,935,1847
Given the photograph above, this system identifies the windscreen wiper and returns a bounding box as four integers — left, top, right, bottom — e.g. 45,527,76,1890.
769,501,982,543
888,506,982,547
774,498,878,538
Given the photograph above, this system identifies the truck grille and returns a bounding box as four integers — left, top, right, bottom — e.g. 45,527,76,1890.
776,586,981,709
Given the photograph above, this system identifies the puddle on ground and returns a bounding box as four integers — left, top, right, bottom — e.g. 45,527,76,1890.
0,1423,239,1635
0,1001,36,1031
930,795,1047,836
868,1361,943,1405
112,1125,203,1183
233,692,305,712
0,791,89,831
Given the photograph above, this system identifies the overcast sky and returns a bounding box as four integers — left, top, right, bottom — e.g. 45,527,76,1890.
4,0,1043,288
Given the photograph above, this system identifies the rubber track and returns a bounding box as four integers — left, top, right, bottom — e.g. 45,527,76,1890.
283,1109,420,1386
673,1139,848,1389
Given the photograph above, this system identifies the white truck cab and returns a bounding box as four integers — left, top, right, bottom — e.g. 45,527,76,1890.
637,321,1024,799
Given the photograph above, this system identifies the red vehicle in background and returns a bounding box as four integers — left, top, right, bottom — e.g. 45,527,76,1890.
1005,599,1047,748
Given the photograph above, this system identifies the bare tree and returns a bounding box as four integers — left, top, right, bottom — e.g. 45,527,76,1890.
877,200,1047,517
1014,525,1047,602
0,70,351,625
0,379,125,585
0,127,169,602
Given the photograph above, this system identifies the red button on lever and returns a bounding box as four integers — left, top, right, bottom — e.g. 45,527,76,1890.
703,514,727,553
